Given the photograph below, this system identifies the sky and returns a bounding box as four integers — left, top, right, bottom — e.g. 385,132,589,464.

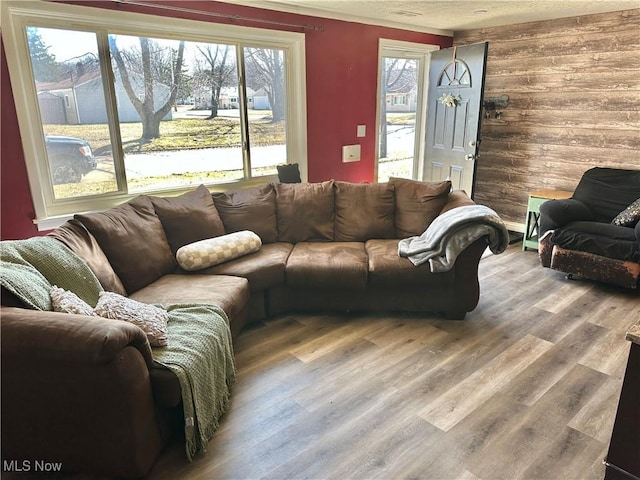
37,27,100,63
36,27,196,66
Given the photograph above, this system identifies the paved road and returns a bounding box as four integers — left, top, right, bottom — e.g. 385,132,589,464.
87,122,414,182
126,124,413,175
124,144,286,178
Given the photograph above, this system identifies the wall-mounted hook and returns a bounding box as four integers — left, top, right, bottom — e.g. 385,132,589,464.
483,95,508,119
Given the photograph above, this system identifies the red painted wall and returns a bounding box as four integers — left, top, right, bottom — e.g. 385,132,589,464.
0,1,451,239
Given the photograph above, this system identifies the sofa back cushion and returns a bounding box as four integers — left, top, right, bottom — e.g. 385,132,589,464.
334,182,395,241
212,184,278,243
573,167,640,223
389,177,452,237
75,196,176,294
48,219,127,296
275,181,335,243
149,185,225,254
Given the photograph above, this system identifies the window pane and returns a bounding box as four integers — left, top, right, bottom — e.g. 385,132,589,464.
27,27,118,199
377,56,418,182
108,34,244,191
244,47,287,178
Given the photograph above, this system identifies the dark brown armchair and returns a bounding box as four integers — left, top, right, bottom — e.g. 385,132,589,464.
538,167,640,289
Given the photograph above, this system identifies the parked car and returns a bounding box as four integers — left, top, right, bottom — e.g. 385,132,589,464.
45,135,97,185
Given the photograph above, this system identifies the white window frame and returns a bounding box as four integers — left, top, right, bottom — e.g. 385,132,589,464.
2,0,307,229
375,39,439,182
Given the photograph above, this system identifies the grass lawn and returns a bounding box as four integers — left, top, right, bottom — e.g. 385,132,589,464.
52,165,278,198
43,115,286,155
386,112,416,125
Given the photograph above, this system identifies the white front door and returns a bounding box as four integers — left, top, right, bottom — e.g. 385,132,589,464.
424,42,488,196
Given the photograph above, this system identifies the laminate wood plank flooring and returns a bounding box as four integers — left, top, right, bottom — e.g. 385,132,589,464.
20,245,636,479
144,244,638,480
418,334,554,431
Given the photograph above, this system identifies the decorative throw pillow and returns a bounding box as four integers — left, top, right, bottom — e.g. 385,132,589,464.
149,185,226,254
94,291,169,347
612,198,640,227
176,230,262,271
50,286,94,316
389,177,452,237
75,196,176,294
277,163,302,183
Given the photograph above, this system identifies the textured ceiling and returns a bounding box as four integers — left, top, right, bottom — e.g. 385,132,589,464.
224,0,640,34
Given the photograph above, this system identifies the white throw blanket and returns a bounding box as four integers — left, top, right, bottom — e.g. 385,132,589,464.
398,205,509,271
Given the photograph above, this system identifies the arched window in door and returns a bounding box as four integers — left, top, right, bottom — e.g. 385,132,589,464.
437,58,472,88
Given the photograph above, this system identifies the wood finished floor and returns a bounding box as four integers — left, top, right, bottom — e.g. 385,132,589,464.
145,245,640,480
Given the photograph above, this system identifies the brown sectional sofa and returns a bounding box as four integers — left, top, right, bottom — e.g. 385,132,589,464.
1,178,495,478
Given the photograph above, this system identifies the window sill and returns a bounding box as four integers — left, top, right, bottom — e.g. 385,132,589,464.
34,214,73,232
33,174,282,232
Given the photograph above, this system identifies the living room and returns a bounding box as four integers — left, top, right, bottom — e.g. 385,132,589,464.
1,0,639,479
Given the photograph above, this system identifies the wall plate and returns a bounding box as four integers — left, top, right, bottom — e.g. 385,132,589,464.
342,144,361,162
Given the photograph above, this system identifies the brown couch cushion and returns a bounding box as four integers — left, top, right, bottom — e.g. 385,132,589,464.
390,177,451,237
195,242,293,292
365,239,455,287
286,242,368,289
335,181,395,241
149,185,225,254
212,184,278,243
75,196,176,294
48,219,127,295
129,274,249,332
275,181,335,243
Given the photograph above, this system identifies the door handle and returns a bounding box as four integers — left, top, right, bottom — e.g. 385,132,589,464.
465,153,476,161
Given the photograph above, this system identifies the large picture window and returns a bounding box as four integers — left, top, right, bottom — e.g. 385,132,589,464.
2,1,306,227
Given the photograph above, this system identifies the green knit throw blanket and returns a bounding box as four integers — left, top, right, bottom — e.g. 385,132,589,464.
153,304,236,461
0,237,102,309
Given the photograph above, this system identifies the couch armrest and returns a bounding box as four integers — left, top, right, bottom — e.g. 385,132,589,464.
0,307,153,368
539,198,593,234
1,307,164,477
440,190,476,215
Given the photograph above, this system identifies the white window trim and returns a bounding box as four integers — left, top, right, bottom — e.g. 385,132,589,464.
1,0,307,229
375,39,439,182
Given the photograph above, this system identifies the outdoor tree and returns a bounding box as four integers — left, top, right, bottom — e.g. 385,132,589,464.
244,47,285,122
26,27,63,82
379,58,416,158
175,72,193,108
109,35,185,139
194,44,237,119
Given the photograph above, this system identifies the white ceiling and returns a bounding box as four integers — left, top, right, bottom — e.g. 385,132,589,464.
223,0,640,35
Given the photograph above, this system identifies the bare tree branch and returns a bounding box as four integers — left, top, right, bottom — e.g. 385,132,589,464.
109,35,185,139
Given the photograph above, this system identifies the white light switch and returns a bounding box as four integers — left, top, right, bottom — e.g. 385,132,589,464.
357,125,366,137
342,144,361,163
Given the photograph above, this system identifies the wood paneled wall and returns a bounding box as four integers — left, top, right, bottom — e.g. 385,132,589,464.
454,9,640,228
